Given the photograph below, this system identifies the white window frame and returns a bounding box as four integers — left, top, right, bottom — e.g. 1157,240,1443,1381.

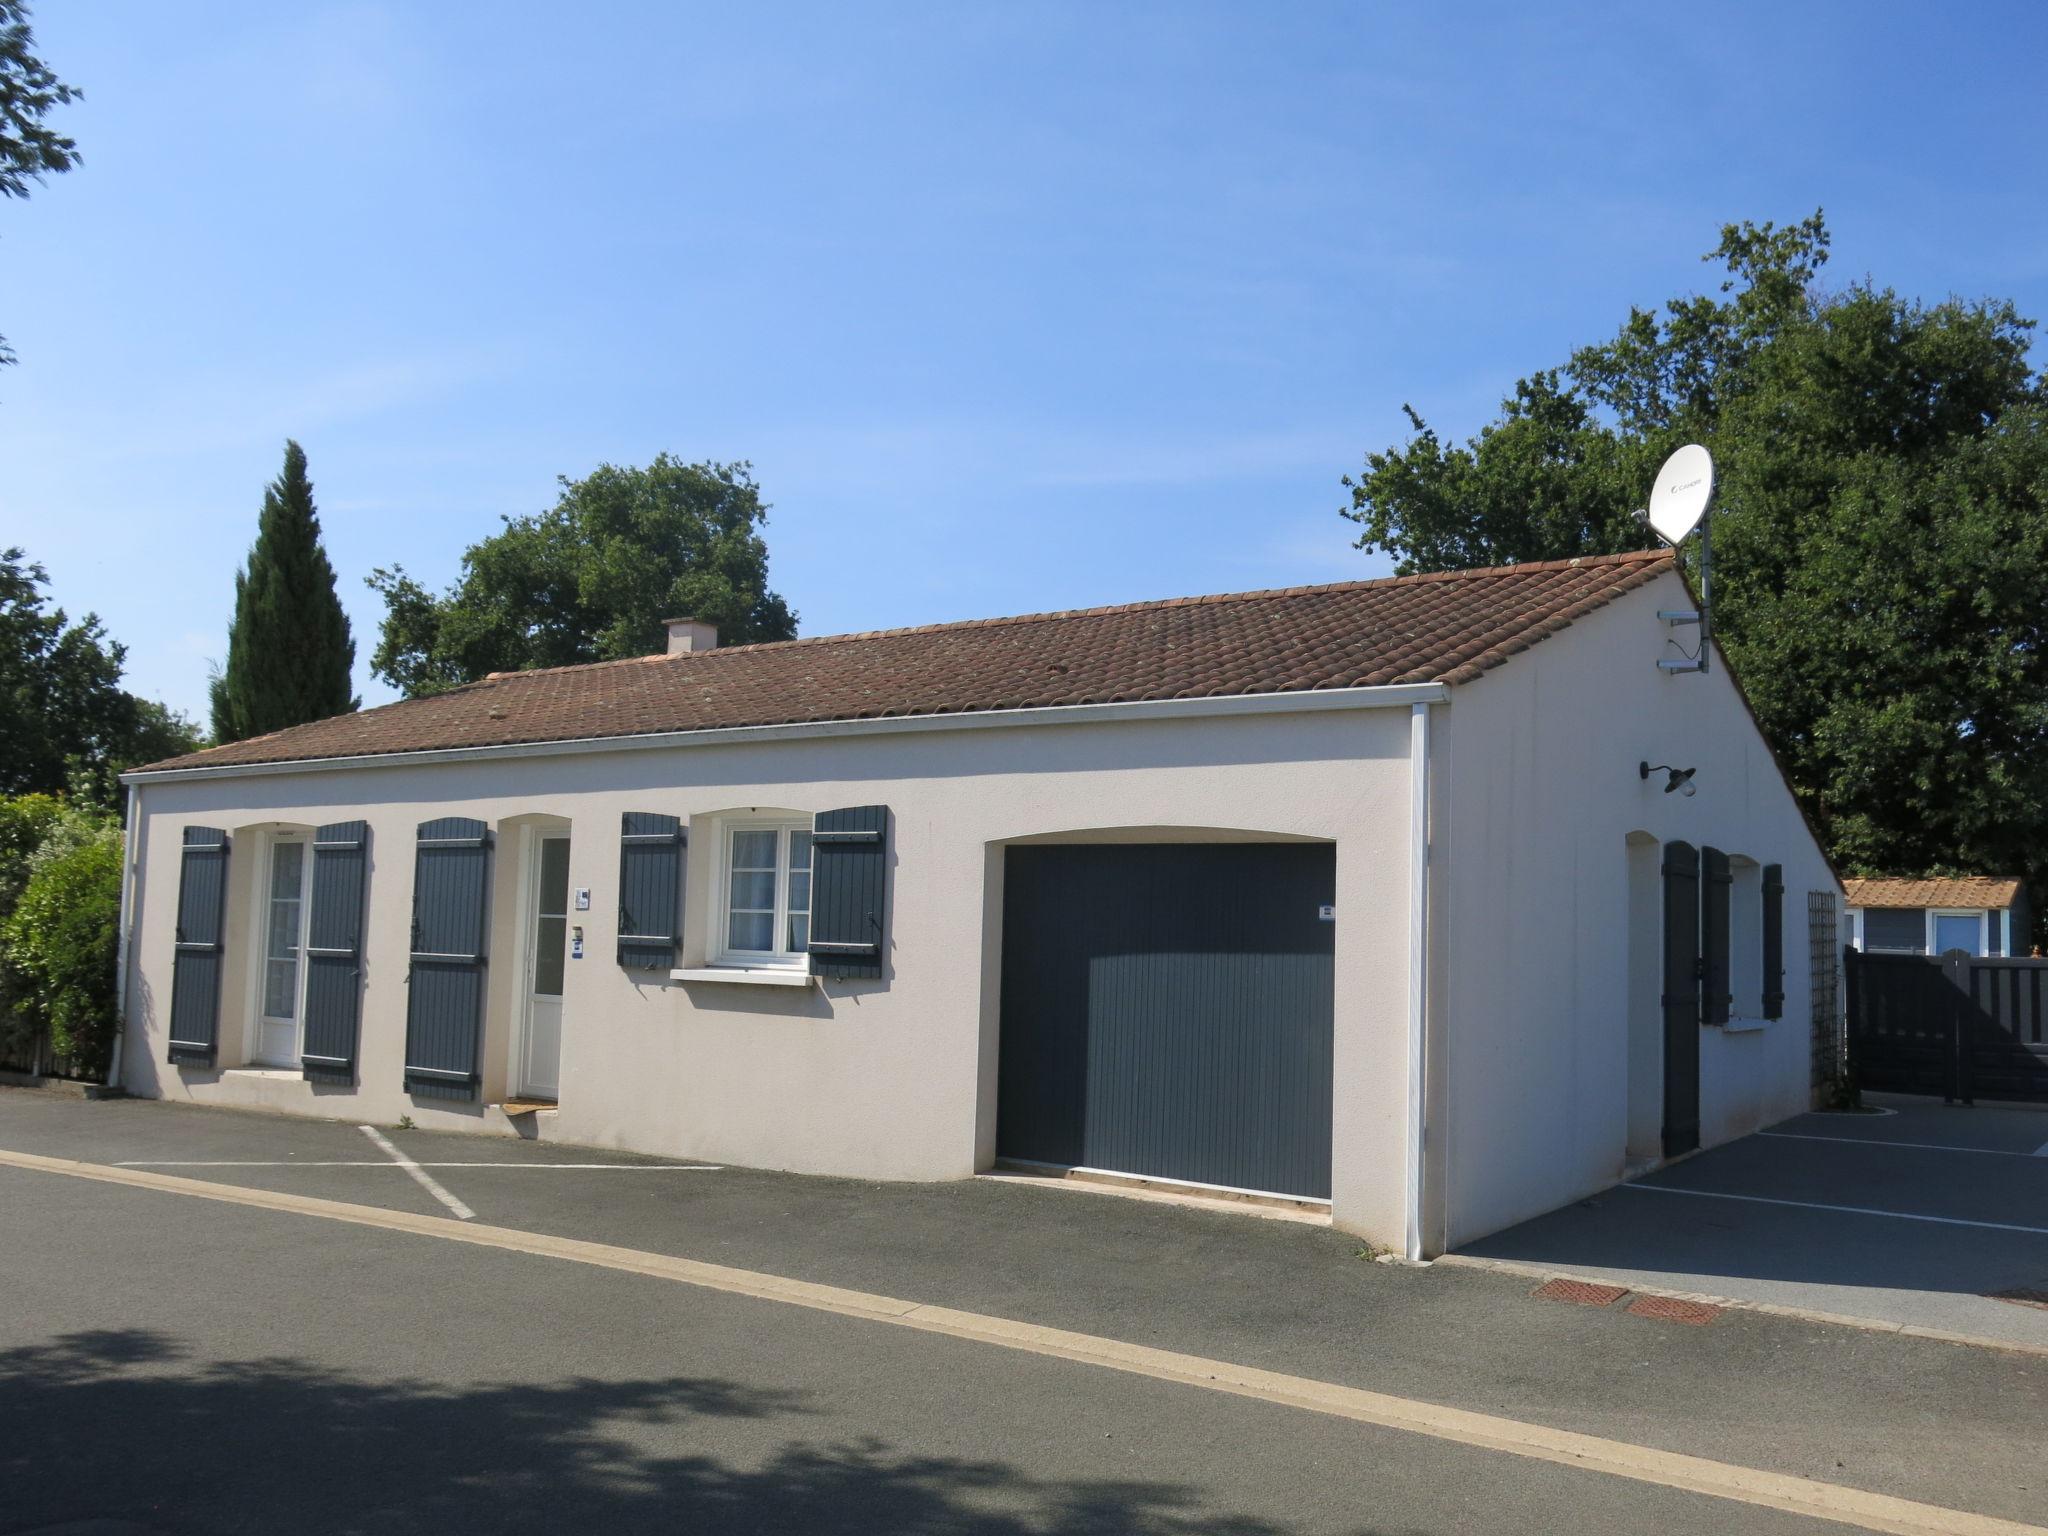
711,816,813,971
1926,908,1989,957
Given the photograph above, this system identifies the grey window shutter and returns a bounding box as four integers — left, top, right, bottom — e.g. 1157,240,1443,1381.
617,813,684,969
166,827,230,1066
1661,840,1700,1157
807,805,888,979
1762,863,1785,1020
1701,846,1732,1025
402,817,491,1100
301,821,369,1083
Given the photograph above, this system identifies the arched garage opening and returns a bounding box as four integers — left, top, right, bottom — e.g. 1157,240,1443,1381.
992,832,1336,1201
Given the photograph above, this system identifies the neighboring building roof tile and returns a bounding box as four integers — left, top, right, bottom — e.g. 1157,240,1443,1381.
1842,876,2024,911
134,548,1674,774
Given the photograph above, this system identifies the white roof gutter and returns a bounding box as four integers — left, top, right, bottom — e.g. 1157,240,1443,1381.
121,682,1452,786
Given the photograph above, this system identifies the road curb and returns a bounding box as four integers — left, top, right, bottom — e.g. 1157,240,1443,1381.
1435,1252,2048,1360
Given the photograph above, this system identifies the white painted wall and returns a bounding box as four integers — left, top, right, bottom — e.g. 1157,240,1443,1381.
123,707,1419,1242
1431,571,1840,1249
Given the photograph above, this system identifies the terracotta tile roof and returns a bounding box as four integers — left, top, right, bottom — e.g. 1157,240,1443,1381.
1843,877,2024,910
133,549,1674,775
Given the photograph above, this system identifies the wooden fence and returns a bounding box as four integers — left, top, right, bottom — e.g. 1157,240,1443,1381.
1844,947,2048,1103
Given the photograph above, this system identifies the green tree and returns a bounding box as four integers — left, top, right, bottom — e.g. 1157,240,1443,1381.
1,803,121,1074
214,440,358,743
0,549,204,801
0,1,80,368
1341,214,2048,917
369,456,797,696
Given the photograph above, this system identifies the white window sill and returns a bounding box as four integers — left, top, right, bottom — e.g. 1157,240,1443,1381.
1720,1017,1770,1034
670,966,815,988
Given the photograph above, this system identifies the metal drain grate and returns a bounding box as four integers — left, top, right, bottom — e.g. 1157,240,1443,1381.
1532,1278,1629,1308
1626,1295,1722,1326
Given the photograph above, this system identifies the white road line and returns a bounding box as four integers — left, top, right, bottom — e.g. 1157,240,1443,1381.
1760,1130,2048,1160
1,1147,2037,1536
2036,1140,2048,1158
114,1160,722,1170
358,1125,476,1220
1623,1182,2048,1237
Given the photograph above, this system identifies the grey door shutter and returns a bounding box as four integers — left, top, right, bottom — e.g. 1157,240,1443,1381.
1702,846,1732,1026
402,817,491,1099
617,813,684,969
1661,840,1700,1157
300,821,369,1083
1762,863,1785,1020
807,805,888,979
167,827,230,1066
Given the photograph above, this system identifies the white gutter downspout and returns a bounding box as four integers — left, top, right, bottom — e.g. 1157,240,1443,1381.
1405,700,1431,1262
108,782,140,1092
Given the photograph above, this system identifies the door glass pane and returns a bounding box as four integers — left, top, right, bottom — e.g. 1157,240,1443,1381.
263,959,297,1019
533,916,567,995
530,838,571,995
538,837,571,915
1934,915,1980,956
270,841,304,900
264,842,304,1019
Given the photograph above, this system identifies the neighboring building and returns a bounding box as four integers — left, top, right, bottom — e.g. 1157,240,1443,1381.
116,549,1839,1256
1844,877,2030,958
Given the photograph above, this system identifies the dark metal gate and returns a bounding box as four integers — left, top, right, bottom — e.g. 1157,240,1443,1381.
1845,947,2048,1103
996,842,1335,1200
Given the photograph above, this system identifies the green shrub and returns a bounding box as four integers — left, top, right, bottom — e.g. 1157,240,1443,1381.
2,820,122,1076
0,792,69,1063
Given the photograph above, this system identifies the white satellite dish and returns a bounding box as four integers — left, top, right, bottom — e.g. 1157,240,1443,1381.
1647,443,1714,547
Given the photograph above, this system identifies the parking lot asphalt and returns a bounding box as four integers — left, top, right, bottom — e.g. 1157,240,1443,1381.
1,1088,2045,1530
1459,1095,2048,1349
0,1164,1886,1536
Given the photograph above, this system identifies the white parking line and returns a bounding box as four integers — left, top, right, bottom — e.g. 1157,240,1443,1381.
115,1160,722,1170
1623,1183,2048,1236
1760,1130,2048,1160
359,1125,476,1220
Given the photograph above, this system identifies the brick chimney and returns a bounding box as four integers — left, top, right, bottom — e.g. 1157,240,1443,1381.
663,617,718,655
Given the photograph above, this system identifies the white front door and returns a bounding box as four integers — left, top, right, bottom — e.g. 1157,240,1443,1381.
256,837,309,1066
520,834,570,1100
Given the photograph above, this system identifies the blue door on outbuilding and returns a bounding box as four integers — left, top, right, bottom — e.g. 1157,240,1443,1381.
996,843,1336,1200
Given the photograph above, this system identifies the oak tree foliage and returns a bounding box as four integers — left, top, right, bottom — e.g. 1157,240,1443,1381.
369,456,797,696
1343,214,2048,912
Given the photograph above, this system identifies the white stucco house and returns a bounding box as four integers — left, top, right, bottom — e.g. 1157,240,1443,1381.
116,548,1840,1255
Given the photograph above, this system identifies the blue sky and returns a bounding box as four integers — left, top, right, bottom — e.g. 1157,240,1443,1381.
5,1,2044,723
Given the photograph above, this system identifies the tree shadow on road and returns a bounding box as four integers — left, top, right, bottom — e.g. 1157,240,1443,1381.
0,1328,1392,1536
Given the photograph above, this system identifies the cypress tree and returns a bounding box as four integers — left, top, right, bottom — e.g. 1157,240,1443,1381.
215,441,357,743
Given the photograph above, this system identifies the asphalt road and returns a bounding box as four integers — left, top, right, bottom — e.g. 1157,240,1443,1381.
1,1092,2043,1535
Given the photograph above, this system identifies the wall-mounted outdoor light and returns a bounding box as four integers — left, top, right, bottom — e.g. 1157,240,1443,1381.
1640,761,1698,797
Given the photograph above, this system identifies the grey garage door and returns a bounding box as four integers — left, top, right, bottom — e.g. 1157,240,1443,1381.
997,843,1336,1200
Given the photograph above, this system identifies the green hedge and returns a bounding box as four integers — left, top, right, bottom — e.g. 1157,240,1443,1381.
0,797,121,1078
